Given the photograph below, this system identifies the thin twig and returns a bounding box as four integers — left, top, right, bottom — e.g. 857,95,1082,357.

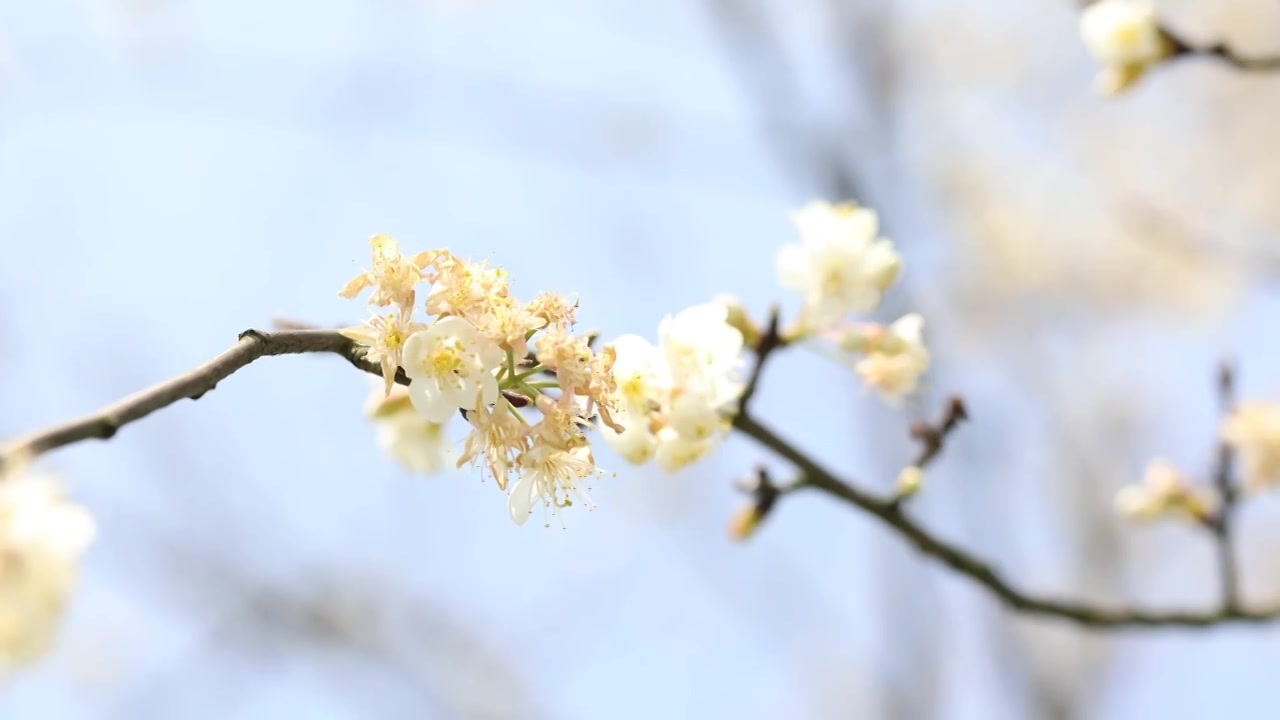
884,396,969,509
1166,33,1280,72
1209,360,1241,611
737,305,785,414
908,396,969,470
0,329,398,470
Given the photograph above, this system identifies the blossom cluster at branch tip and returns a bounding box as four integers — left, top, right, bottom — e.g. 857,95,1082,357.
340,235,615,525
1114,459,1216,522
1079,0,1172,96
1220,403,1280,493
776,200,929,406
600,300,746,473
0,458,95,671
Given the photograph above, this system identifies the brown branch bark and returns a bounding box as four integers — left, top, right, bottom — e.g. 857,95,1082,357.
0,329,400,470
1165,32,1280,72
1208,361,1241,611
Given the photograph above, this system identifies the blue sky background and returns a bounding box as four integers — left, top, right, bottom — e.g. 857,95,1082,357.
3,1,1280,718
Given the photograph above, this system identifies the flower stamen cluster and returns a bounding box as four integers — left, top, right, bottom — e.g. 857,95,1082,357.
340,236,616,525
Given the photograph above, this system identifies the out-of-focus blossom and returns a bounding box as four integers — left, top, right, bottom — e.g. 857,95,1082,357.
1114,459,1216,522
1079,0,1171,95
601,302,745,472
826,313,930,405
776,201,900,333
895,465,924,499
364,382,452,474
0,461,95,671
1221,403,1280,493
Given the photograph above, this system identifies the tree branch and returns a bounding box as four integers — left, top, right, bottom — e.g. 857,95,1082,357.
729,330,1280,630
732,411,1280,629
1208,360,1241,611
1166,33,1280,72
0,329,400,470
7,318,1275,630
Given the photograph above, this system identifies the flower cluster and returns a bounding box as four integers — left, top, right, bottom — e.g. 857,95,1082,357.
776,201,928,404
1079,0,1172,95
600,301,746,473
341,235,618,525
0,460,95,671
1114,459,1216,522
345,199,926,520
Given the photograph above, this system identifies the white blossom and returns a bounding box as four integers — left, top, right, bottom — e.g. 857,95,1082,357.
852,314,930,405
659,302,745,412
599,404,658,464
0,464,94,670
601,302,745,472
338,234,430,310
777,201,901,332
1221,403,1280,493
401,316,505,423
1080,0,1162,67
1079,0,1169,95
1114,459,1215,521
507,443,598,526
365,382,453,474
342,308,421,396
653,428,717,473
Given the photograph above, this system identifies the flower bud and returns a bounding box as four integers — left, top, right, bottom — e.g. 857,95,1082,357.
727,501,765,542
895,465,924,499
1078,0,1173,96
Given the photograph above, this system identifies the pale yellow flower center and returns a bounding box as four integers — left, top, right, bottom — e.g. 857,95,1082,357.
621,376,648,405
821,268,846,294
426,345,464,377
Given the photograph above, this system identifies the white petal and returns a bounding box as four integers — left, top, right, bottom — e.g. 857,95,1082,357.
408,381,457,423
668,394,721,442
477,339,506,371
890,313,924,343
477,372,500,407
507,477,540,525
654,430,715,473
862,240,902,293
400,331,432,380
775,244,811,291
432,314,473,337
600,411,658,465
